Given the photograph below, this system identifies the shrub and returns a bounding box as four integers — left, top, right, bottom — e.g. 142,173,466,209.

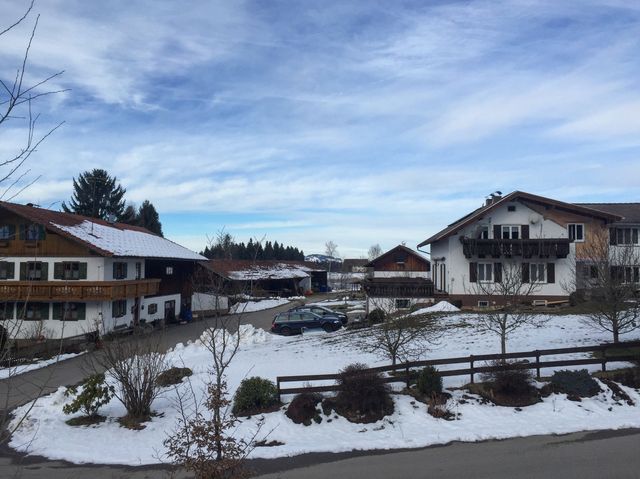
550,370,600,398
335,363,393,423
232,377,279,415
286,392,323,425
416,366,443,396
157,367,193,387
367,309,385,324
63,374,113,418
483,362,536,397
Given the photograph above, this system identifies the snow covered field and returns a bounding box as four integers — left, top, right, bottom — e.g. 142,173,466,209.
9,313,640,466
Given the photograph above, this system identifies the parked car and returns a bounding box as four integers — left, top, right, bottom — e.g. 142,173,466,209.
271,311,343,336
287,305,348,325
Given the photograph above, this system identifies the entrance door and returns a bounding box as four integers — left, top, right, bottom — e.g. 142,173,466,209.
164,300,176,323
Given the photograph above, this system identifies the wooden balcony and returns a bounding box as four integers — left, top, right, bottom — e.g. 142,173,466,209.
0,279,161,302
362,278,435,298
461,238,571,259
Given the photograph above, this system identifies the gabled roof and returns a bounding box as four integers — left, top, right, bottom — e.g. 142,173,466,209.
0,201,205,260
576,203,640,225
204,260,325,281
418,191,623,247
365,244,430,268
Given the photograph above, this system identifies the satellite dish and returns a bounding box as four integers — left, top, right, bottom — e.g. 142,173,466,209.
529,213,542,225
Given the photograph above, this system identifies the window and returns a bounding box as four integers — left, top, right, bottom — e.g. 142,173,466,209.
477,226,489,239
622,266,640,284
112,299,127,318
25,223,44,241
53,302,86,321
147,303,158,315
0,261,14,280
113,262,128,280
25,261,46,281
64,262,81,280
395,299,411,309
0,302,14,320
616,228,639,245
568,223,585,242
478,263,493,282
165,266,174,275
589,265,598,279
20,302,49,320
530,263,546,283
0,225,15,240
478,300,489,308
135,262,142,280
507,205,516,212
501,225,520,240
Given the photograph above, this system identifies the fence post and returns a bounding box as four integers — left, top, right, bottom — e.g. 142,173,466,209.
535,350,541,380
277,377,281,402
469,355,475,384
406,366,411,389
601,346,607,372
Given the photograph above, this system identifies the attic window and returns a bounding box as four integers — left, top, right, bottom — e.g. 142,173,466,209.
507,205,516,212
166,266,174,275
394,253,408,264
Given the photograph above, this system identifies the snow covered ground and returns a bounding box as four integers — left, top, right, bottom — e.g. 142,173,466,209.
9,314,640,466
229,297,300,314
0,351,86,380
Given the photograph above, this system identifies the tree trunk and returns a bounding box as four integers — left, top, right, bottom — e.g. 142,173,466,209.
613,323,620,344
501,333,507,356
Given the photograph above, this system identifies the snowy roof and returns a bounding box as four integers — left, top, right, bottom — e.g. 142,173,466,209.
0,202,204,260
206,260,325,281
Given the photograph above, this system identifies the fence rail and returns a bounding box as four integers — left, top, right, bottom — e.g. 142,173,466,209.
276,340,640,399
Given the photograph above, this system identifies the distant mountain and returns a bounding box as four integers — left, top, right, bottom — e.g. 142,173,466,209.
305,254,342,264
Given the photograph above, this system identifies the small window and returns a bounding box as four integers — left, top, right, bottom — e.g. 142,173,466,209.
63,262,81,280
113,262,128,280
135,262,142,280
507,205,516,212
478,263,493,282
148,303,158,315
501,225,520,240
26,262,45,281
0,225,15,240
478,226,489,239
25,224,44,241
478,300,489,308
395,299,411,309
0,261,14,280
165,266,174,275
568,223,585,242
616,227,639,245
53,302,86,321
20,302,49,320
530,263,546,283
589,265,598,279
112,299,127,318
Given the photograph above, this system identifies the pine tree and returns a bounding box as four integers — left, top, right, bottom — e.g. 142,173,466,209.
61,169,127,221
136,200,163,237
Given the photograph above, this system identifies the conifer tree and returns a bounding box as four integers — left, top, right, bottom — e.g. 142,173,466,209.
136,200,163,237
62,169,127,221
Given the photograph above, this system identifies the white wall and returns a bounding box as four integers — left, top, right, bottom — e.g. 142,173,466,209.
104,258,145,280
140,294,181,323
372,271,431,279
366,296,434,315
191,292,229,313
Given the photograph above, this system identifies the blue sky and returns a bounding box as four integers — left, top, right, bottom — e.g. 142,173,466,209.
1,0,639,257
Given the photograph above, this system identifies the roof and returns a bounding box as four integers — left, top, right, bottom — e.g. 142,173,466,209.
418,191,624,247
365,244,430,268
0,202,205,260
576,203,640,225
205,260,325,281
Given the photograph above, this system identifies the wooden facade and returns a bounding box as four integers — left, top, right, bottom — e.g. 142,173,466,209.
0,279,160,302
366,245,430,272
461,238,571,259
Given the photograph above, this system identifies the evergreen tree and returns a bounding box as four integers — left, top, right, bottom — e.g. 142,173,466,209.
136,200,163,236
121,203,138,225
62,169,127,221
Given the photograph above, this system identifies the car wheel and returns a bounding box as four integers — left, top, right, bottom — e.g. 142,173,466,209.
280,327,292,336
323,324,333,333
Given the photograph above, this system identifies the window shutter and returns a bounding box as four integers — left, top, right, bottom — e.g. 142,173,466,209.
54,262,63,279
522,263,530,283
521,225,530,239
7,262,14,279
18,224,26,240
123,263,128,278
112,262,117,279
40,303,50,319
19,262,27,280
8,224,16,239
609,228,617,245
494,263,502,283
40,263,48,281
38,225,46,240
77,303,86,320
493,225,501,239
633,229,639,244
52,303,63,320
469,262,477,283
547,263,555,283
79,263,88,279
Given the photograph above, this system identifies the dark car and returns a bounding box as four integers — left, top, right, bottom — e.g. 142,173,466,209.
287,305,348,325
271,311,342,336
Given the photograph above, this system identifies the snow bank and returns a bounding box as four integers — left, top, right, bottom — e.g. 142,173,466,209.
229,298,292,314
411,301,460,315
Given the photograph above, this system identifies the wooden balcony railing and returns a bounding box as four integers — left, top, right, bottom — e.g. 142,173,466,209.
460,238,571,259
362,278,435,298
0,279,161,302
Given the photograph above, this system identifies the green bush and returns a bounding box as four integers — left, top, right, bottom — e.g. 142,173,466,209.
63,374,113,418
416,366,443,396
156,367,193,387
335,363,393,423
483,362,535,397
232,377,279,415
368,309,385,324
286,392,323,426
550,370,600,398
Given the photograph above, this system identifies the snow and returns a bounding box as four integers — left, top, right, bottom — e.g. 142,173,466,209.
411,301,461,314
9,315,640,465
51,220,205,259
0,351,86,380
228,264,314,281
229,298,296,314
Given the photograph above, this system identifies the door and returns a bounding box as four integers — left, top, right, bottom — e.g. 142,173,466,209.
164,300,176,322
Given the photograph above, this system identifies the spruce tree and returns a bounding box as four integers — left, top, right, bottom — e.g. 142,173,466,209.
136,200,163,236
62,169,127,221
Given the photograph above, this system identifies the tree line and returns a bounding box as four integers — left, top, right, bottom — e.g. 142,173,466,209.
201,235,305,261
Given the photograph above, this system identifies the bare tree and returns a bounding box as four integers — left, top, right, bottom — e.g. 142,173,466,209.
368,243,382,261
568,228,640,343
468,262,544,355
355,311,441,366
325,240,338,259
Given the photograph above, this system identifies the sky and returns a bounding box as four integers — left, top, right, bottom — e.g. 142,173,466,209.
0,0,639,258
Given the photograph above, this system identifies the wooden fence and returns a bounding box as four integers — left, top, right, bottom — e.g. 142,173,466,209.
276,340,640,399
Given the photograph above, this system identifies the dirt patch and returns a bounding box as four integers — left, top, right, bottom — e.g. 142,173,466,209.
465,382,540,407
65,415,106,427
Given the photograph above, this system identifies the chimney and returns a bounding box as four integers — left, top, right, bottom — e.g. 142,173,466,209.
485,191,503,206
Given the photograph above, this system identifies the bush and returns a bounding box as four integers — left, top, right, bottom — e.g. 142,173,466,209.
483,362,536,397
232,377,279,416
367,309,385,324
63,374,113,418
550,370,600,398
335,363,393,423
156,367,193,387
416,366,443,396
286,392,323,425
